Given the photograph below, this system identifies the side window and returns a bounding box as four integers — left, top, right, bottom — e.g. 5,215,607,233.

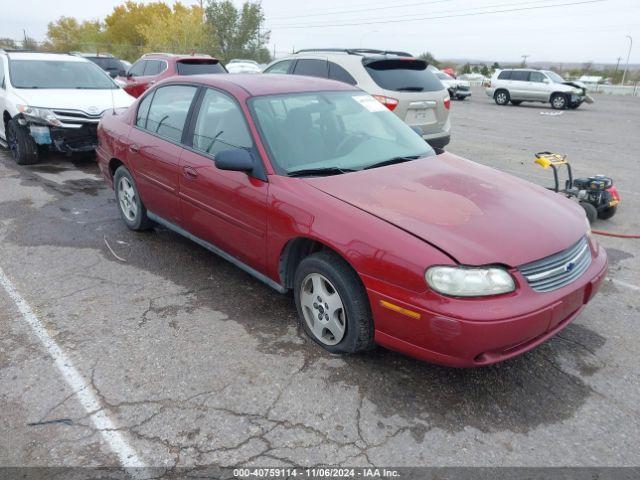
191,88,252,156
328,62,357,85
510,71,530,82
143,60,165,76
135,91,154,128
0,58,5,89
529,71,546,83
145,85,198,142
497,70,512,80
292,59,328,78
128,60,146,77
264,60,292,74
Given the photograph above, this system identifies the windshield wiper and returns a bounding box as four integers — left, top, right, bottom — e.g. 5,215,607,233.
364,155,422,170
396,86,424,92
287,166,357,177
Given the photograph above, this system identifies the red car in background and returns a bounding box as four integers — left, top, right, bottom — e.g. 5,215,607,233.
96,74,607,367
118,53,226,97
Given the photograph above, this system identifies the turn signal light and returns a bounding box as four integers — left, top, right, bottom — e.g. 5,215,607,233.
444,97,451,110
373,95,399,111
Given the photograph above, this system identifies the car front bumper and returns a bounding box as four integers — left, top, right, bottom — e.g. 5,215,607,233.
28,122,98,153
364,243,608,367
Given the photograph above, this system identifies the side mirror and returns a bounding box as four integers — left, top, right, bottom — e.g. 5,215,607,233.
214,149,255,172
126,70,133,78
109,70,118,78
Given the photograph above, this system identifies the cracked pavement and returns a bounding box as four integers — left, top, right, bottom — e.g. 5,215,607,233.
1,91,639,470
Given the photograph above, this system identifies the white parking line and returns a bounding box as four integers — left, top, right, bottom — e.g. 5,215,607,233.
0,266,148,477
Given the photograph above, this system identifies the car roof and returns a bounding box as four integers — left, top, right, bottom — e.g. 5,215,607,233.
165,73,359,96
4,52,87,62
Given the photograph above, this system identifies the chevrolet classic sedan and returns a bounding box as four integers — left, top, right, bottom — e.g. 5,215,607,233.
96,74,607,367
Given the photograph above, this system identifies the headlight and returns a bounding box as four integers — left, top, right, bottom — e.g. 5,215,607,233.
425,266,515,297
17,105,61,126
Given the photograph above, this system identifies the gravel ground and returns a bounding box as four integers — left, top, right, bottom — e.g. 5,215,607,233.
1,89,638,473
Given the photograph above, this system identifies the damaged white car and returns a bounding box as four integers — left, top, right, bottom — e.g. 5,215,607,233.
486,68,594,110
0,51,134,165
435,70,472,100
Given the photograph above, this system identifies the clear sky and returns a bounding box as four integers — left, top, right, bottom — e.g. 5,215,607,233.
1,0,638,64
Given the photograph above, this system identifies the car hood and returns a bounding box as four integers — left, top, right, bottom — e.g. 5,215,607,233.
12,88,134,114
305,153,587,267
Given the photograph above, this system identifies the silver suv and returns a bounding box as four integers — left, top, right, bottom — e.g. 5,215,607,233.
486,69,593,110
264,49,451,150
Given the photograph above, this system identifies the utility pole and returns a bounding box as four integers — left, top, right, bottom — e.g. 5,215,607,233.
521,54,529,67
621,35,633,86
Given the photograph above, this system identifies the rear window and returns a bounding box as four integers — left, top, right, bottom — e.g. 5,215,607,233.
176,59,225,75
497,70,512,80
364,59,443,92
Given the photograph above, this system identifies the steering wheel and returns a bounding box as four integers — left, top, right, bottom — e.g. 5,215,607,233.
335,132,370,157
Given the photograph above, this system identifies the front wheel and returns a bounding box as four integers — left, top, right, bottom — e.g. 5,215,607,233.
114,166,152,231
294,251,374,355
7,119,40,165
551,93,568,110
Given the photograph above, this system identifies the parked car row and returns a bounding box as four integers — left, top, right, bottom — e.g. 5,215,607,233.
0,46,607,367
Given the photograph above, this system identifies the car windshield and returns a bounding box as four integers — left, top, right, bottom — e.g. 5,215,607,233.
545,71,566,83
251,91,434,175
9,59,117,89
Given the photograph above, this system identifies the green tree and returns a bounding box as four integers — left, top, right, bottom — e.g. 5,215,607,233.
0,38,17,49
104,1,171,60
138,3,208,54
418,51,440,68
205,0,271,63
461,63,472,74
492,61,500,70
480,64,490,77
45,17,105,52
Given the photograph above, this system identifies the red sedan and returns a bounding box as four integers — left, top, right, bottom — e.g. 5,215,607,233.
96,74,607,367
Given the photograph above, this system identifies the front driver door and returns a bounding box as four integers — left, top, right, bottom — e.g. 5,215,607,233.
178,88,269,271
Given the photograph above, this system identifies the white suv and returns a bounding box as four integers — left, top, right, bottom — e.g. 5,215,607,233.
264,49,451,150
0,51,134,164
485,68,593,110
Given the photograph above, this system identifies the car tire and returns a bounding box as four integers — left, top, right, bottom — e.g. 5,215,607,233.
597,205,617,220
510,100,522,106
456,95,466,101
580,201,598,224
114,166,152,231
551,93,568,110
294,250,374,355
494,90,510,106
7,118,40,165
568,102,581,110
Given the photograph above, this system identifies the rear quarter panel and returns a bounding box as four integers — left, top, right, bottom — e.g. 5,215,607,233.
96,110,134,187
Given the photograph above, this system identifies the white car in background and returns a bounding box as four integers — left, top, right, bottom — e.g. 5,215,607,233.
0,50,134,165
434,70,472,100
226,59,262,74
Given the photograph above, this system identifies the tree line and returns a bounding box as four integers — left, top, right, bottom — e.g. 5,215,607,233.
0,0,271,64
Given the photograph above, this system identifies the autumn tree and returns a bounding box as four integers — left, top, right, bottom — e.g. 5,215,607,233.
205,1,271,63
103,1,171,60
138,3,208,54
418,52,440,68
45,17,104,52
0,38,17,49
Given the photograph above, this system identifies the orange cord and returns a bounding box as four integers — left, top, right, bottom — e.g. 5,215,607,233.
592,230,640,239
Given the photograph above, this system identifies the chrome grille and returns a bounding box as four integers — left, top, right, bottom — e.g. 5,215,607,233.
519,236,591,292
52,109,104,127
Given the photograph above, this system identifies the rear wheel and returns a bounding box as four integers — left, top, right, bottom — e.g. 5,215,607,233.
114,166,152,231
494,90,510,106
580,201,598,224
7,119,40,165
510,100,522,106
294,251,374,354
597,205,617,220
551,93,568,110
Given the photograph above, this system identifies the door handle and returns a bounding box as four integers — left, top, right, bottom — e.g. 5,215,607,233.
182,165,198,179
129,144,139,153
